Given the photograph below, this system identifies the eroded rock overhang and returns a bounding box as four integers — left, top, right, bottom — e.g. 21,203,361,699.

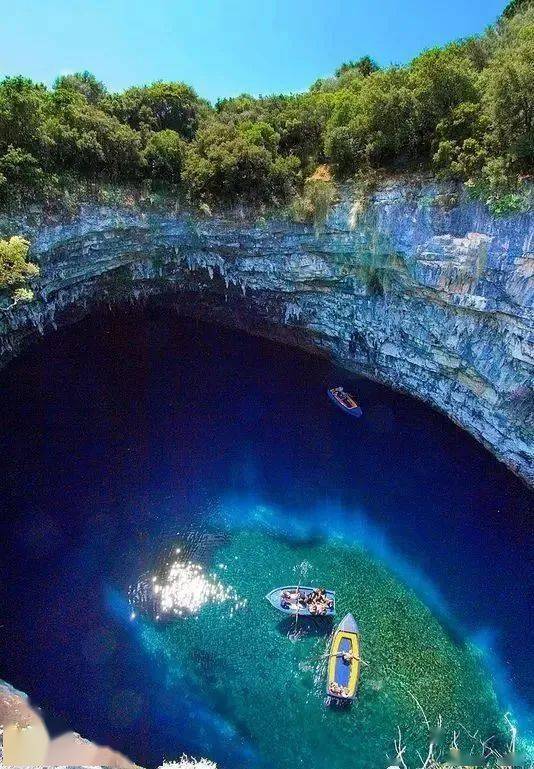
0,178,532,484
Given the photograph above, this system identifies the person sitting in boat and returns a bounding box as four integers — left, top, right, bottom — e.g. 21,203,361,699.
282,589,302,602
306,588,330,614
317,589,334,609
316,589,331,611
329,682,350,698
330,649,360,664
310,599,327,615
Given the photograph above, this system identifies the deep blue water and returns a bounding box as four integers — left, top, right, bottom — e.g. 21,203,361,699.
0,307,532,767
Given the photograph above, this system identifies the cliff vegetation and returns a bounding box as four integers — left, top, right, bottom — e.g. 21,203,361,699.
0,2,532,215
0,236,37,306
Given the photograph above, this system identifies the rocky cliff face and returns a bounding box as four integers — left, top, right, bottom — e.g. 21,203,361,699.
0,680,139,768
0,178,532,483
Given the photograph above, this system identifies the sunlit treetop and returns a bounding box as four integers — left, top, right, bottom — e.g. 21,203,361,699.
0,4,532,209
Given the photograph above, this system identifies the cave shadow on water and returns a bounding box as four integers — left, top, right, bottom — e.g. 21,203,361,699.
0,305,532,768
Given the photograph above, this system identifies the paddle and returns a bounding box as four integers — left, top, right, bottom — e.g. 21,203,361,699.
294,581,301,632
318,651,370,666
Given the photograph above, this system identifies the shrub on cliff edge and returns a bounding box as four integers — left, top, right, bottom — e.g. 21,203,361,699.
0,236,38,304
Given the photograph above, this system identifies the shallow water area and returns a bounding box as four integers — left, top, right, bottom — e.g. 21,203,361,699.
0,307,532,768
131,528,505,769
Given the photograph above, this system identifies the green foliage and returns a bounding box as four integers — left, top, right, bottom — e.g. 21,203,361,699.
0,146,47,187
0,236,38,299
216,92,334,173
481,10,534,170
465,158,531,216
433,102,492,179
486,192,525,215
45,90,144,178
54,71,107,106
0,6,532,211
142,129,185,181
183,120,300,204
111,81,205,139
267,94,333,171
0,77,48,156
11,286,35,304
502,0,533,20
289,179,336,227
409,46,479,151
325,68,419,172
335,56,380,78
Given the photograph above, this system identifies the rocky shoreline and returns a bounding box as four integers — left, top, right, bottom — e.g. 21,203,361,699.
0,680,139,767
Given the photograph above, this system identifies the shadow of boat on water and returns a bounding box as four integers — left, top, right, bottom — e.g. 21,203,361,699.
326,695,353,712
277,614,334,638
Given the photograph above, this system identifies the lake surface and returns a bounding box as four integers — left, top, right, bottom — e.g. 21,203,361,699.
0,307,532,768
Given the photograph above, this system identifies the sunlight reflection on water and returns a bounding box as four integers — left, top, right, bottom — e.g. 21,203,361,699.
128,530,247,620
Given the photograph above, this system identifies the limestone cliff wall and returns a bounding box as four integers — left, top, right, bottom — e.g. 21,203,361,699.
0,178,532,483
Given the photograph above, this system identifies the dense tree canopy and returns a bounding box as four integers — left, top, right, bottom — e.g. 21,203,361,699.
182,120,300,202
502,0,533,19
54,71,107,106
110,82,207,139
0,3,531,209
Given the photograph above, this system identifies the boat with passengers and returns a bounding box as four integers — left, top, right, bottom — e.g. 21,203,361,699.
326,613,361,702
266,586,336,616
327,387,362,417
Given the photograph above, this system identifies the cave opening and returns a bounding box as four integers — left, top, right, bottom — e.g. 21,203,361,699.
0,305,532,769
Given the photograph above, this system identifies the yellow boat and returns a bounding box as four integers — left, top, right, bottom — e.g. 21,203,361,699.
326,613,360,701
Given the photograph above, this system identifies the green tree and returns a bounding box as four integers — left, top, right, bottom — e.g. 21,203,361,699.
0,76,48,156
481,10,534,168
111,82,205,139
0,146,46,187
183,121,299,203
335,56,380,78
215,93,268,124
502,0,533,20
325,68,419,172
0,236,38,295
217,92,335,171
409,46,479,153
269,93,336,170
433,102,492,179
54,71,107,106
45,90,144,178
143,129,185,181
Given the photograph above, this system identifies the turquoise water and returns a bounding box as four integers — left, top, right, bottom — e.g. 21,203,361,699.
0,308,532,768
129,528,502,769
